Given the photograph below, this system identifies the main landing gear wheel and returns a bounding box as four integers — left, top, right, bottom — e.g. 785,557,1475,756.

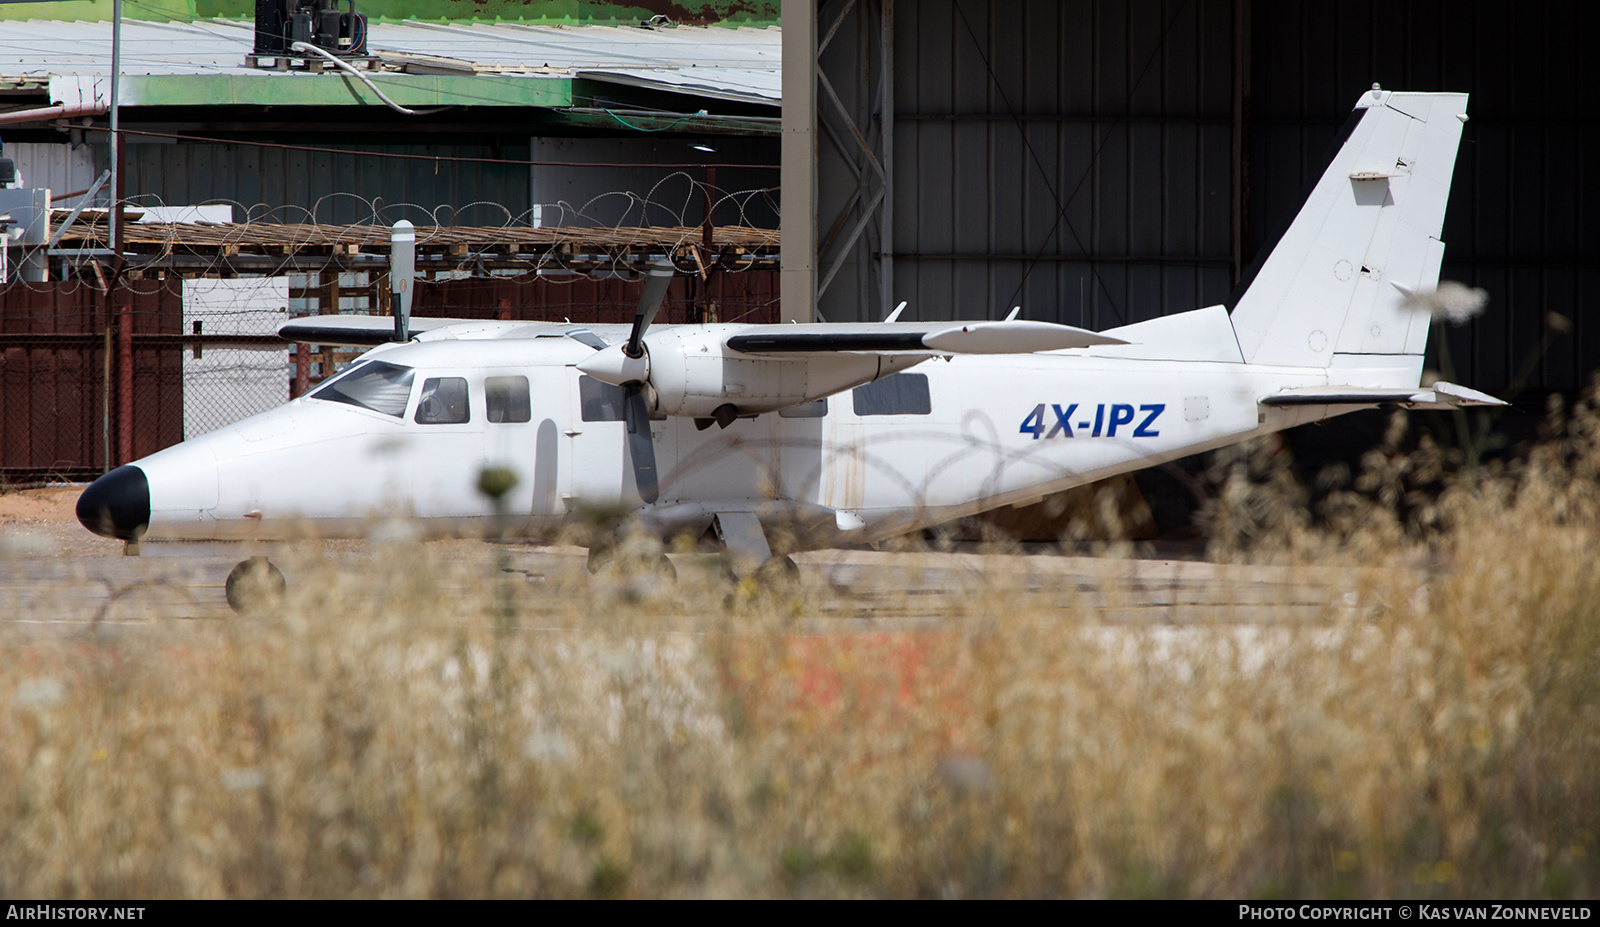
724,554,799,585
587,545,677,582
752,555,800,587
226,556,286,613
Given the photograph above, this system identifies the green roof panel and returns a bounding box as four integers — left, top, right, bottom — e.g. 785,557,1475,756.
121,73,573,109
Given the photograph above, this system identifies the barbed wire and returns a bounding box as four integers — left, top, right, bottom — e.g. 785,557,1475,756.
6,176,781,291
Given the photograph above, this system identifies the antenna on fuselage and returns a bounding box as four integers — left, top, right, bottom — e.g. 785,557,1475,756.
391,220,415,342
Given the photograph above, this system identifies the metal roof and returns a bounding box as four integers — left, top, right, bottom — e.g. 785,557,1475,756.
0,18,781,110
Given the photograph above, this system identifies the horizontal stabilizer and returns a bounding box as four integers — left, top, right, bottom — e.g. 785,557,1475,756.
1260,381,1505,409
726,320,1124,356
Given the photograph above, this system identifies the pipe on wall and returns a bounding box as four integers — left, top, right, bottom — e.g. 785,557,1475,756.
0,104,107,128
117,294,133,465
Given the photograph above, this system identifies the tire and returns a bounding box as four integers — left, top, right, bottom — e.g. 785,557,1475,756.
225,556,286,613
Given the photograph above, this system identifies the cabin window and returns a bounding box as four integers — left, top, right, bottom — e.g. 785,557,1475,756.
579,375,626,422
852,373,932,416
779,398,828,418
309,360,415,418
486,376,532,423
415,377,471,424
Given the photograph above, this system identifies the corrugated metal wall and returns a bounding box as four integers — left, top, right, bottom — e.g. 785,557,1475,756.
117,135,780,236
1250,1,1597,394
412,270,780,325
889,0,1237,328
122,141,533,227
2,143,99,202
840,0,1596,393
0,280,184,476
527,136,780,230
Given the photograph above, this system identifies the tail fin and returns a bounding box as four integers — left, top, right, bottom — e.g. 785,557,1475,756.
1229,89,1469,379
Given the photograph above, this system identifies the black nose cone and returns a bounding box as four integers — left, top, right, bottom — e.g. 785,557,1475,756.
77,466,151,540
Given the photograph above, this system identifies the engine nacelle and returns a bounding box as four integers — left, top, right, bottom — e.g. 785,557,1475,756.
659,327,930,418
575,325,934,419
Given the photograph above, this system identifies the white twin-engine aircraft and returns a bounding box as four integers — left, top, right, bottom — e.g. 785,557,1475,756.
78,88,1502,581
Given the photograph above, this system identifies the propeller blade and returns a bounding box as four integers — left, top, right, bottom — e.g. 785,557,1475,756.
623,383,659,504
624,261,676,359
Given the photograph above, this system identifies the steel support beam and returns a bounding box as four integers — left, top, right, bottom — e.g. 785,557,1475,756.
806,0,893,323
780,0,817,324
1231,0,1251,286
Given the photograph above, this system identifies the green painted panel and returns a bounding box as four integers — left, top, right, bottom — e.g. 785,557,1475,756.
2,0,779,25
0,0,195,20
121,74,572,108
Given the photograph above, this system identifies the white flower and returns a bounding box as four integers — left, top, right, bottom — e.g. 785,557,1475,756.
1406,280,1489,325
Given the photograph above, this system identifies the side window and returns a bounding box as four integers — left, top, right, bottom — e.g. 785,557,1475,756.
852,373,932,416
579,375,626,422
485,376,531,423
779,398,828,418
414,377,470,424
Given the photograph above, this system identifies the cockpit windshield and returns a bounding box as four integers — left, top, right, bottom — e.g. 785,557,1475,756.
308,360,415,417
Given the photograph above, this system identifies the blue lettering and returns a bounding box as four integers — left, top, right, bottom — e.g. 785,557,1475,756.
1106,403,1136,436
1134,403,1165,437
1024,402,1167,438
1046,403,1078,438
1019,404,1046,440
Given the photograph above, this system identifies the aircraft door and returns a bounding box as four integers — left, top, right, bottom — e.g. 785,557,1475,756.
521,370,567,536
409,374,486,522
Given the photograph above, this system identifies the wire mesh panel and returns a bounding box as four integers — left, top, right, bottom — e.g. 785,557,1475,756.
181,277,294,438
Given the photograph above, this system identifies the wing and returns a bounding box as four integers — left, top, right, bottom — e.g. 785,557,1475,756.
1260,381,1505,409
277,315,484,347
276,316,605,347
579,318,1129,422
280,312,1131,423
725,320,1126,355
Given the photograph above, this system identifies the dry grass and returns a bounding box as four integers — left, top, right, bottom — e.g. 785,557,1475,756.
3,411,1600,898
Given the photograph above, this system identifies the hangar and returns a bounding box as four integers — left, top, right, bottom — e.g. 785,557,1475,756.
783,0,1595,402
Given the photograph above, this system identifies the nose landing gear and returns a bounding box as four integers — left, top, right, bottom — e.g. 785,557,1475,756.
225,556,286,613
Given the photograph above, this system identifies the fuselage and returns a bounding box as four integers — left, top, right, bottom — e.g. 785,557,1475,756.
77,329,1344,548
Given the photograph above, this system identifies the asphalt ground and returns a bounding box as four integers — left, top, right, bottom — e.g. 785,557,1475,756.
0,486,1395,633
0,542,1380,630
